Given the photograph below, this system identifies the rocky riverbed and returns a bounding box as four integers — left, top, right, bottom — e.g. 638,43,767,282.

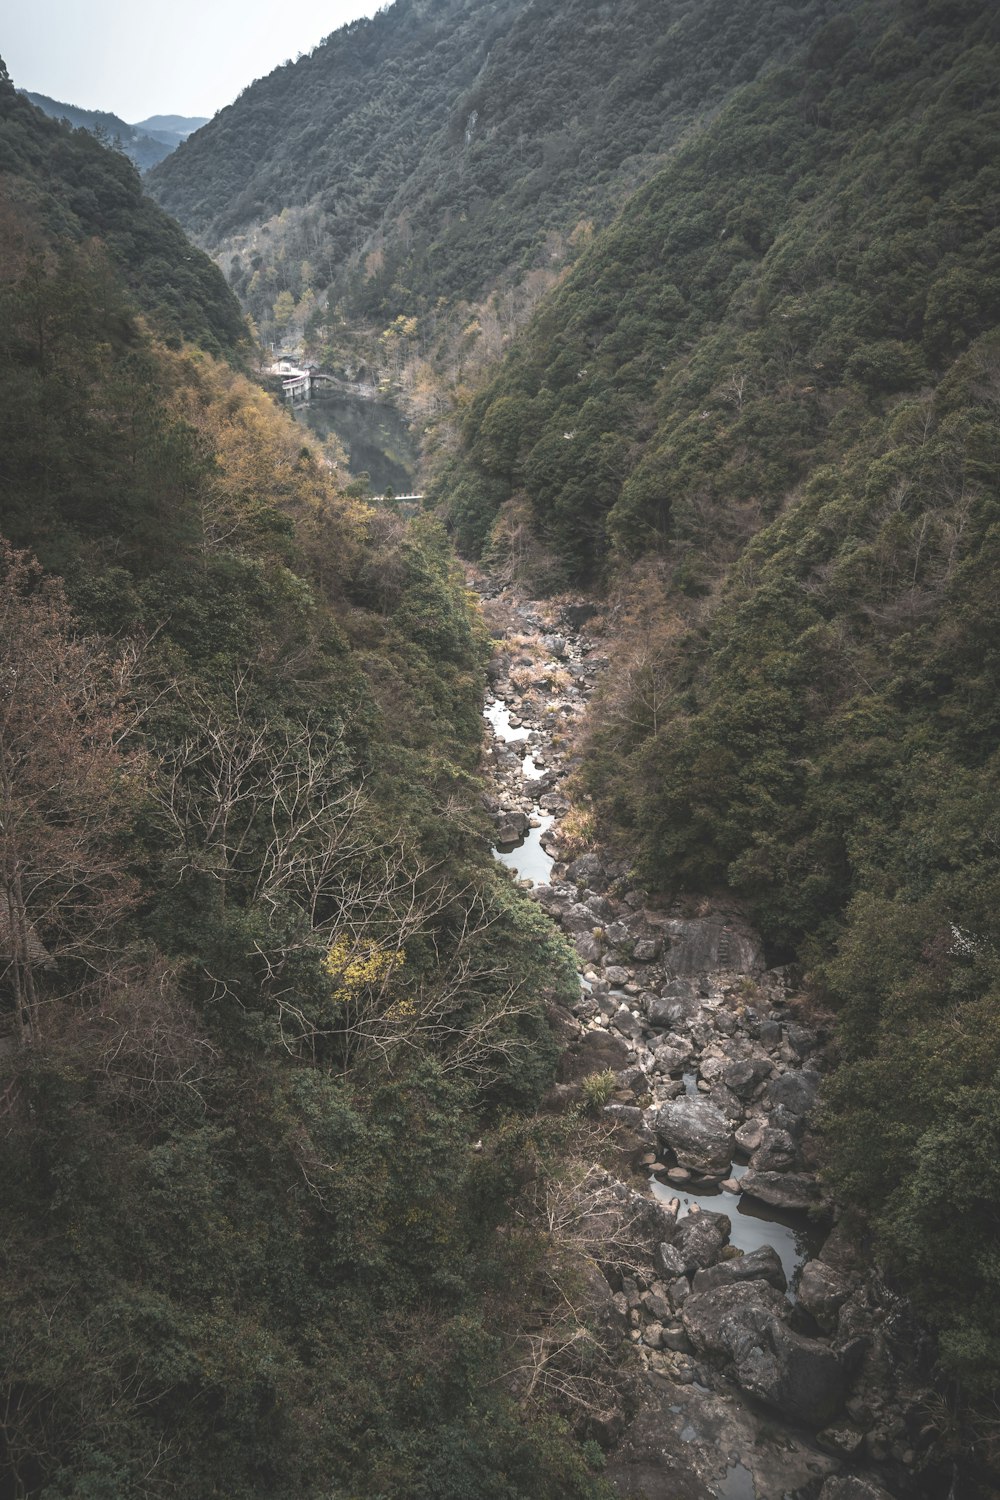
475,580,952,1500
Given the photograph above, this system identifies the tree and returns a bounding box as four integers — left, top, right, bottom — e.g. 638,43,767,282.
0,545,141,1044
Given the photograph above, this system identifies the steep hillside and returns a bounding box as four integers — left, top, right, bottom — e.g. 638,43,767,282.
146,0,834,356
0,77,607,1500
442,0,1000,578
0,63,246,357
443,0,1000,1417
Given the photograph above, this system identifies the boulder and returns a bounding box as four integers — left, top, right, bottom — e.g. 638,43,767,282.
561,902,600,934
633,937,660,962
785,1023,816,1060
740,1170,819,1211
667,1275,690,1311
672,1210,731,1273
682,1279,787,1358
652,1043,689,1075
601,1103,653,1142
748,1127,799,1174
566,852,607,889
705,1084,744,1124
753,1017,784,1049
769,1101,807,1138
767,1069,820,1118
691,1245,788,1295
655,1097,734,1176
584,893,616,922
641,1290,673,1323
662,915,764,975
648,993,700,1028
685,1284,848,1425
495,812,529,844
556,1030,629,1083
613,1003,645,1041
654,1242,686,1280
574,933,604,965
734,1117,765,1154
726,1310,847,1427
723,1058,772,1098
798,1259,854,1333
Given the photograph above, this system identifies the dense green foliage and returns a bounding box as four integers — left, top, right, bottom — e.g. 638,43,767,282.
0,61,246,358
443,0,1000,578
147,0,831,349
439,0,1000,1403
0,97,607,1500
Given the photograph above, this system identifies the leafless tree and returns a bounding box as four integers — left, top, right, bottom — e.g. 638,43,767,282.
0,545,142,1046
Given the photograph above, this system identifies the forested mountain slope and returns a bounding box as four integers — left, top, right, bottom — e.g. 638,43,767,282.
443,0,1000,578
0,65,246,356
443,0,1000,1413
146,0,835,354
0,67,605,1500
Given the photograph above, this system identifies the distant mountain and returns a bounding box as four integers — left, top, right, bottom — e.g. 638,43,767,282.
134,113,208,138
19,90,204,169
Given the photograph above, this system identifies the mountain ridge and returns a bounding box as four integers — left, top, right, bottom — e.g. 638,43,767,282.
20,89,206,169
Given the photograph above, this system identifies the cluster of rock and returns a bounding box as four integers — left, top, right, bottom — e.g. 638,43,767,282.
476,584,940,1500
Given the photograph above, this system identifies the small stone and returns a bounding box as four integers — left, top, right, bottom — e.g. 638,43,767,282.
817,1426,865,1458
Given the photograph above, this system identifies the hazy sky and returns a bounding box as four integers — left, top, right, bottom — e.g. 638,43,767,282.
4,0,383,123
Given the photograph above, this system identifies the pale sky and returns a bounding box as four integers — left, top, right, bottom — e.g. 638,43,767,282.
4,0,384,123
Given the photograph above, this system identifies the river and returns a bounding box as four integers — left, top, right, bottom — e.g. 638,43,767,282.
291,390,419,494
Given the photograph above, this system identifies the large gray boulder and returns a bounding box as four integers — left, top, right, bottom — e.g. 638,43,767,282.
691,1244,788,1295
726,1307,847,1426
723,1058,772,1098
495,810,530,844
740,1169,819,1211
748,1126,799,1173
797,1258,854,1333
647,992,700,1029
686,1285,847,1427
655,1097,734,1176
662,914,764,975
672,1210,732,1273
767,1069,820,1118
566,852,607,889
652,1042,690,1075
682,1280,786,1358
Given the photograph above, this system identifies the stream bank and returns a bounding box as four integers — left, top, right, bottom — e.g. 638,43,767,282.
475,579,949,1500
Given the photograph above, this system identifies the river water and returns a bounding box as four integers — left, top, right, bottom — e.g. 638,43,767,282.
485,679,821,1290
291,391,418,494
